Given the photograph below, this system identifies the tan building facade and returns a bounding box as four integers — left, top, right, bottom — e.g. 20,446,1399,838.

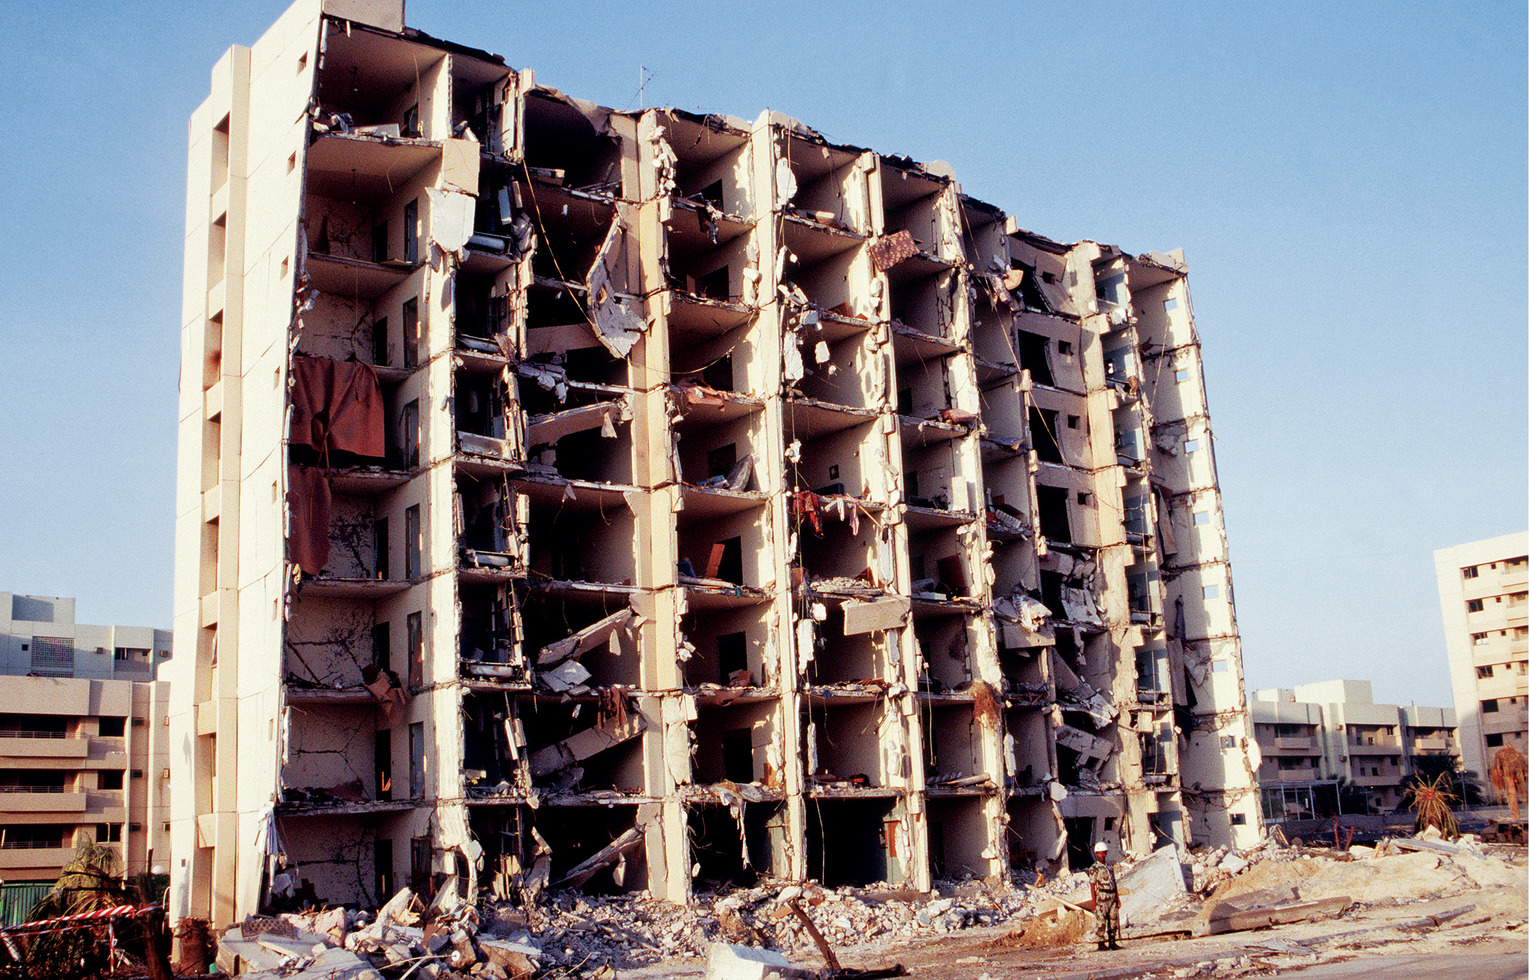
170,0,1260,929
1435,533,1529,781
1251,680,1457,818
0,593,171,882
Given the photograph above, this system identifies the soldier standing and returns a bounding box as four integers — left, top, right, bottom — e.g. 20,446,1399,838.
1089,840,1121,951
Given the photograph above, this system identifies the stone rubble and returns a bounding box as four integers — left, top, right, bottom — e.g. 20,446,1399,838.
211,829,1526,979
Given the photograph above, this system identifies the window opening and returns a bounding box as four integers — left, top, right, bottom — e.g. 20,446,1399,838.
403,200,419,264
406,612,424,689
402,299,419,368
405,505,421,579
409,723,426,798
1016,332,1054,386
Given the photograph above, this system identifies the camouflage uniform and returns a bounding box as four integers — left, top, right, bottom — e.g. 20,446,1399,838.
1089,860,1120,948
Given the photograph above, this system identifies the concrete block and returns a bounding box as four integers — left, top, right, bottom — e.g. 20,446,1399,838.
1118,846,1188,927
299,946,382,979
704,941,815,980
841,595,910,635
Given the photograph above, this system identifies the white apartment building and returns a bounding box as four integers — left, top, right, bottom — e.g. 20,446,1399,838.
170,0,1261,930
1435,533,1529,781
1251,679,1457,819
0,593,172,883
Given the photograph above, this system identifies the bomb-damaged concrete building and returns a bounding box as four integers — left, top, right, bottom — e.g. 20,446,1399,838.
169,0,1260,930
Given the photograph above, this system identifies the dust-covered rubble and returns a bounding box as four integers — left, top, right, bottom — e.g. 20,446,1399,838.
212,828,1527,978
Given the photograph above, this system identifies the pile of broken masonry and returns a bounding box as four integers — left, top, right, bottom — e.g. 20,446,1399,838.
214,827,1526,979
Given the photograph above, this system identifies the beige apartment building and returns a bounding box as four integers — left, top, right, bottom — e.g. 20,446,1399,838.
1251,680,1457,819
1435,533,1529,781
0,593,171,884
170,0,1260,929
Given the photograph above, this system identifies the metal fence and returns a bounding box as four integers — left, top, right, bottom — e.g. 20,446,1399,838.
0,882,52,929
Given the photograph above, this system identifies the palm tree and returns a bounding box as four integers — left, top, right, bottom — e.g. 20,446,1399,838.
6,843,171,980
1402,773,1460,839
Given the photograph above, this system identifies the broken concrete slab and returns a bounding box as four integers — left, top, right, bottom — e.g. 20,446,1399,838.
704,941,815,980
585,204,646,357
1389,836,1483,859
1059,586,1106,627
538,608,636,666
254,928,328,959
842,595,911,635
458,431,515,458
527,714,646,777
553,826,644,889
540,658,593,692
1055,724,1112,766
441,137,481,196
478,936,541,976
294,946,383,979
1117,846,1188,927
526,398,631,446
216,926,293,975
429,188,477,256
1194,895,1353,936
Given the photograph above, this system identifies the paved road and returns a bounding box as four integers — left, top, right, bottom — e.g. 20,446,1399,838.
1278,952,1527,978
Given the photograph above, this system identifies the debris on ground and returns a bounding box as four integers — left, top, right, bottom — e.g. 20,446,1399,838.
996,902,1095,950
210,826,1526,978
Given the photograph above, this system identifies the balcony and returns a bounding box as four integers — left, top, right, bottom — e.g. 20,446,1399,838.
1273,736,1314,751
0,788,87,813
1477,673,1529,700
0,844,73,871
1346,740,1398,755
1353,774,1401,788
1410,736,1451,752
0,734,89,759
1482,711,1529,736
304,252,420,300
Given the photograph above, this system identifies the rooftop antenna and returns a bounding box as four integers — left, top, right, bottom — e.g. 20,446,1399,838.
637,65,653,110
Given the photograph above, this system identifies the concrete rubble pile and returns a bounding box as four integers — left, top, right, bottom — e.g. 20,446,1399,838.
215,886,541,980
1002,827,1526,958
482,878,1027,972
212,876,1021,977
210,827,1525,978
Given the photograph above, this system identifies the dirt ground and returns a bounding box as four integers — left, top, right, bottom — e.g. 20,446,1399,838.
618,845,1527,979
206,836,1525,979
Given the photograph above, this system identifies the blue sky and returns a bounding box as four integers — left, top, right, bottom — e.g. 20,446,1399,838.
0,1,1523,709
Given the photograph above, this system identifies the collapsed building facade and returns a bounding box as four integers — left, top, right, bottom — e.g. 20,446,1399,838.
169,0,1260,930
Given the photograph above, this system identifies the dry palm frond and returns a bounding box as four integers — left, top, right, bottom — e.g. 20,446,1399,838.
1408,773,1459,839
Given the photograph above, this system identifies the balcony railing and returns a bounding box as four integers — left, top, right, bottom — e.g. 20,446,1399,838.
1353,774,1401,787
0,841,66,850
0,731,76,740
0,785,74,794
